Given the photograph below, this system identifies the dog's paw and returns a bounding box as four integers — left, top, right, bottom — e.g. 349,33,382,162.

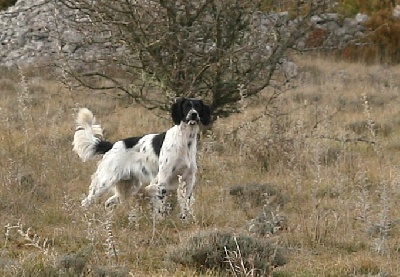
81,197,91,208
105,195,120,209
179,212,188,220
157,188,167,200
145,183,167,198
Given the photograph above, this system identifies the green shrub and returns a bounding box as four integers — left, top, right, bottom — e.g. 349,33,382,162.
337,0,400,63
337,0,395,16
0,0,17,10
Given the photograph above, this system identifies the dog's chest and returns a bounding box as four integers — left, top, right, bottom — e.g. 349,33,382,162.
160,126,197,171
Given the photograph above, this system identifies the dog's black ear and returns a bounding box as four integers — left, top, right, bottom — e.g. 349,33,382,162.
200,100,212,126
171,98,184,125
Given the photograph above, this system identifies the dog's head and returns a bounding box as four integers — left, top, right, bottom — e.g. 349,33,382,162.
171,98,211,126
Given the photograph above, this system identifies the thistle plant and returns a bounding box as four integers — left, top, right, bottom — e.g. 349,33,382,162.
361,92,392,256
362,93,377,147
5,220,53,256
17,67,31,155
372,181,391,256
127,205,142,230
83,213,101,250
355,169,371,224
104,211,119,264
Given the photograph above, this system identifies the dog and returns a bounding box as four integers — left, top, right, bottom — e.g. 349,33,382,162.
72,98,211,218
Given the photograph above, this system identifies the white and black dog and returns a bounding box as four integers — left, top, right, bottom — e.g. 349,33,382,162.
73,98,211,218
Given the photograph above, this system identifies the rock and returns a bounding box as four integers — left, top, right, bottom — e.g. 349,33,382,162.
355,13,369,23
393,5,400,20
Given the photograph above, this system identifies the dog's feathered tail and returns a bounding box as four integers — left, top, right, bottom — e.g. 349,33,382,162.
73,108,113,162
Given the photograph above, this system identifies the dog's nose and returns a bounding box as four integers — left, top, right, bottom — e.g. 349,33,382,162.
190,112,199,120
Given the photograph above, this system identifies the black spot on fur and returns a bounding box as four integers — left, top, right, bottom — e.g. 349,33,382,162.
199,101,212,126
95,140,114,154
188,142,192,148
141,166,149,176
171,98,185,125
142,146,147,152
172,166,176,172
123,136,143,149
152,132,166,157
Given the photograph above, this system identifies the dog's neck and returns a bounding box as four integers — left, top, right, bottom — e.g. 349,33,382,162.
172,122,198,156
178,121,199,139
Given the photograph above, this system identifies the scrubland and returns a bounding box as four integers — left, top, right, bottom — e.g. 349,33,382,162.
1,55,400,276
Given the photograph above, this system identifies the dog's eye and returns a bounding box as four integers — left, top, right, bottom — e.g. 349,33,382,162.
183,102,192,109
192,102,201,110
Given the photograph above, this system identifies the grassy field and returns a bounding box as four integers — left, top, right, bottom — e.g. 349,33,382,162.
1,55,400,276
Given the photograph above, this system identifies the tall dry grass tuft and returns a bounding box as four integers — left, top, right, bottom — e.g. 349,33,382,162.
372,181,391,255
224,235,257,276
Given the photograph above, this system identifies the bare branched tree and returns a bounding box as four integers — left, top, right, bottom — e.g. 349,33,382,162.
55,0,335,118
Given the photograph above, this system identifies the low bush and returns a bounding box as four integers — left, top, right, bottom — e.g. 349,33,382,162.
167,230,287,276
338,0,400,63
0,0,17,10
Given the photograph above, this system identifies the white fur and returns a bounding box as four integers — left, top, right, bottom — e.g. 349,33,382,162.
81,139,159,208
72,108,104,162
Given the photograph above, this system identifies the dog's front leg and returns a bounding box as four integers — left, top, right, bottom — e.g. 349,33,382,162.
179,169,197,220
145,176,168,218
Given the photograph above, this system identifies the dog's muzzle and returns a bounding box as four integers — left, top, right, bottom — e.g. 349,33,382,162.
186,111,200,125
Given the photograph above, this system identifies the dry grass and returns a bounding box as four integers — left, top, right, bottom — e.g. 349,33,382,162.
1,55,400,276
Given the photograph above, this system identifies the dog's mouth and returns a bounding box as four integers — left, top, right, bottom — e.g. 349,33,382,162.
186,110,200,125
187,119,199,125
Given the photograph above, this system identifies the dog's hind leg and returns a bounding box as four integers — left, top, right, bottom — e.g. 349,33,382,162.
105,179,141,208
81,171,119,207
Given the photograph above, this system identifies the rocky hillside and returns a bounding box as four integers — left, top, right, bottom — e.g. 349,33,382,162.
0,0,111,68
0,0,370,68
0,0,58,67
